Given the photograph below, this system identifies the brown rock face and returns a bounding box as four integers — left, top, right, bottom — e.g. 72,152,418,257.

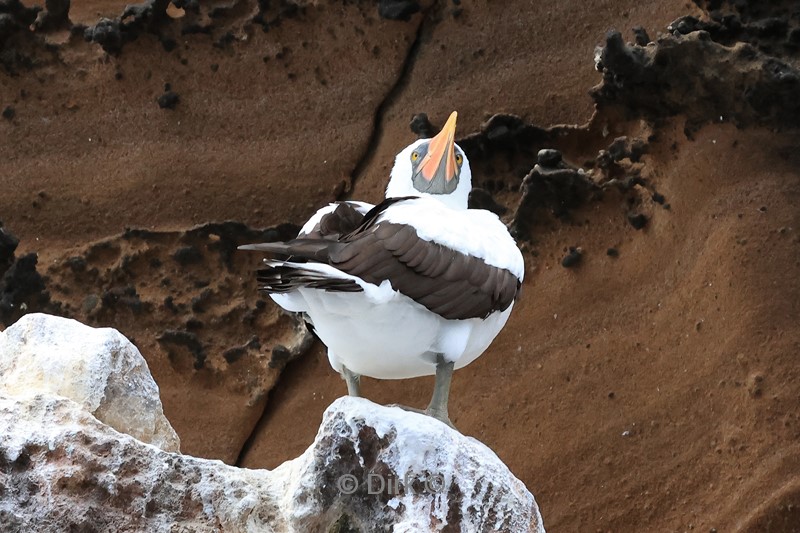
2,0,800,531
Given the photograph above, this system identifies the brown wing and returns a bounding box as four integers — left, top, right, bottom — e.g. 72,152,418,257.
331,222,520,320
239,197,520,320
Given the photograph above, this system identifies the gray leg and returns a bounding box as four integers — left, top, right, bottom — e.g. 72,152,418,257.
426,354,455,429
342,365,361,397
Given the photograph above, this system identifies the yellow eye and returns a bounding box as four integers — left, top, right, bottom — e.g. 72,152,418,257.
411,152,419,162
455,153,463,166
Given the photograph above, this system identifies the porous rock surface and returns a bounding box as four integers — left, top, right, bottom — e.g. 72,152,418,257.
0,313,179,452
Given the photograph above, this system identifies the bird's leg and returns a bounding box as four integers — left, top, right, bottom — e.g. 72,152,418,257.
341,365,361,397
426,354,455,429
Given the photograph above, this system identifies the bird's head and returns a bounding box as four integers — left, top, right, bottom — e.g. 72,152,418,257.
386,111,471,210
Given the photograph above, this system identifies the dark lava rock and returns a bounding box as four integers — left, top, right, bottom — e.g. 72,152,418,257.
592,28,800,129
101,285,143,313
64,255,87,272
561,247,583,268
173,245,202,265
185,317,203,330
252,0,304,32
409,113,434,138
0,253,51,326
84,1,170,55
157,329,205,369
84,18,124,55
468,187,507,216
483,114,524,142
0,225,19,270
378,0,420,22
223,346,246,364
0,1,40,43
537,149,562,167
195,220,300,266
607,247,620,258
157,90,179,110
511,158,599,241
269,344,292,369
456,113,561,166
32,0,71,31
190,288,212,313
652,192,666,204
160,36,177,52
627,213,648,230
598,137,649,170
632,26,650,46
163,295,178,313
213,30,235,49
2,106,14,120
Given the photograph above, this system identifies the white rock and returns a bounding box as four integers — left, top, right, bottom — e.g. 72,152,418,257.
0,313,179,452
280,396,545,532
0,394,545,532
0,314,543,531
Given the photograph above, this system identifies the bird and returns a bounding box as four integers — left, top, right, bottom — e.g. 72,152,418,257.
239,111,524,428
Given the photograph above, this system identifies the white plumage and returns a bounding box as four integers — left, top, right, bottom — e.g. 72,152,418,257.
242,112,523,425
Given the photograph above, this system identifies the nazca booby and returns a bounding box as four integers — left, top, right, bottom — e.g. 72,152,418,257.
240,112,523,427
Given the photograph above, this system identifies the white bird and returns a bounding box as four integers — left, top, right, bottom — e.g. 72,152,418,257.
240,112,523,427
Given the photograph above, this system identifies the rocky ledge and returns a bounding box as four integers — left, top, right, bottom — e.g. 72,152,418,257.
0,314,544,532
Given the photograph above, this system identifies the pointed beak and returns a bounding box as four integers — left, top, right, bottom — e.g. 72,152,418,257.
419,111,458,183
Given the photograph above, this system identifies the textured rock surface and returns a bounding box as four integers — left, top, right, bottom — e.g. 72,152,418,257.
282,397,543,532
0,393,543,532
3,0,800,530
0,313,179,452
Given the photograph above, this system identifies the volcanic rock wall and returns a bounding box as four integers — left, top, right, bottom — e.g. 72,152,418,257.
2,0,799,531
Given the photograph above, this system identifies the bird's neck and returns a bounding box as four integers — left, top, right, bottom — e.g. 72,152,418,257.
385,181,470,210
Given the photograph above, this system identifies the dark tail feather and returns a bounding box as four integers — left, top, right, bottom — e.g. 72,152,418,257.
256,263,362,293
239,240,336,263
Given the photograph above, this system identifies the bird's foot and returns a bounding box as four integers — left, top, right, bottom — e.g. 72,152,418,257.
387,404,457,430
425,407,456,430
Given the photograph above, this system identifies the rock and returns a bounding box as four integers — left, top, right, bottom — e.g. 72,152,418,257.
409,112,434,138
32,0,71,31
468,187,508,216
0,253,51,326
84,18,124,55
378,0,421,22
537,148,562,167
1,105,14,120
156,328,205,369
0,224,19,269
172,245,202,265
592,29,800,130
0,393,543,532
157,89,180,110
286,397,545,532
561,247,582,268
632,26,650,46
627,213,648,230
0,313,179,452
511,158,598,240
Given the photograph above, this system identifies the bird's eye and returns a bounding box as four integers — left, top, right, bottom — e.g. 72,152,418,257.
455,153,463,166
411,152,420,162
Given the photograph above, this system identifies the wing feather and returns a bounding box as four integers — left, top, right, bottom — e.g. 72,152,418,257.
240,197,521,320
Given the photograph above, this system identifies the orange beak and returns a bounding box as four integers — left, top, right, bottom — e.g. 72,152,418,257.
419,111,458,182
